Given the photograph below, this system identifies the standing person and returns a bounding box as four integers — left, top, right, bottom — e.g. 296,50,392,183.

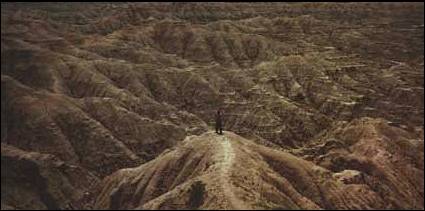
215,109,223,135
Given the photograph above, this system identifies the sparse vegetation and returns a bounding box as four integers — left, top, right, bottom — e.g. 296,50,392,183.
188,181,206,209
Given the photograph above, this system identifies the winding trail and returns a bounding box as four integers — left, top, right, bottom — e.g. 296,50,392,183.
217,134,249,210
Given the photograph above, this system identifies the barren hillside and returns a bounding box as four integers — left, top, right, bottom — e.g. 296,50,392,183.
1,2,424,210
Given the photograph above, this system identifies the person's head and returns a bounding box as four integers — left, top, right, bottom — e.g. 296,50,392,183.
217,109,221,115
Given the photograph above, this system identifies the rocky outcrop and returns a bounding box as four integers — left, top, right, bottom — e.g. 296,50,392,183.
1,143,98,210
94,128,423,209
293,118,424,209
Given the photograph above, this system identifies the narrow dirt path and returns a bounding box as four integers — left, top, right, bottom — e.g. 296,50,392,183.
217,135,249,210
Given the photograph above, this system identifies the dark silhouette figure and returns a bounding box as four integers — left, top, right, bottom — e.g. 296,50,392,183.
215,109,223,135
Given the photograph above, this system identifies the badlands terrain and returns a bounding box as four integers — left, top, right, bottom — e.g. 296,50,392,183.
1,2,424,210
